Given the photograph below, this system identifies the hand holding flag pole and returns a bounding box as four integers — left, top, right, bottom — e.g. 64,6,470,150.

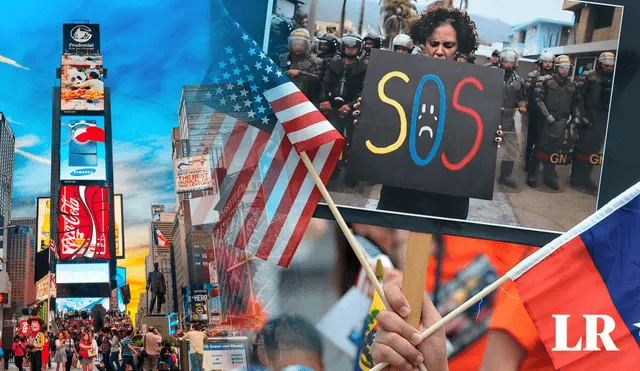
300,152,429,371
371,181,640,371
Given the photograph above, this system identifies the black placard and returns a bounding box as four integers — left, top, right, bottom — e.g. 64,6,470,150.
63,24,101,55
349,49,504,200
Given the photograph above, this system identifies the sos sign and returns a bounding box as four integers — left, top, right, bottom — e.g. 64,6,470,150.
350,50,504,200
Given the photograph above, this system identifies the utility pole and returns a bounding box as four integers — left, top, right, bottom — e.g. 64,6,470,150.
307,0,318,37
339,0,348,36
358,0,366,35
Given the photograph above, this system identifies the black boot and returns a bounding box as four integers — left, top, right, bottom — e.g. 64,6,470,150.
543,177,560,190
526,172,537,188
498,161,517,188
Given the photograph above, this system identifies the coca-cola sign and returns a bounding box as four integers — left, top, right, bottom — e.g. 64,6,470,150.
58,185,110,260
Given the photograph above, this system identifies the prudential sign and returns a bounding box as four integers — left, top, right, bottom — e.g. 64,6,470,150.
63,23,100,55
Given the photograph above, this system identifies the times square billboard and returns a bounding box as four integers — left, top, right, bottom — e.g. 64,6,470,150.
60,116,106,181
58,185,111,260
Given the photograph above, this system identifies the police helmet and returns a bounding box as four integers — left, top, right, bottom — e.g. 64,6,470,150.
598,51,615,66
539,50,555,63
363,32,382,49
500,48,518,64
341,33,363,57
318,32,340,54
288,28,311,53
392,34,414,52
491,49,501,58
555,55,572,68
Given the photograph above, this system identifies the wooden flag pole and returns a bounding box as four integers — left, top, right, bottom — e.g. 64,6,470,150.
300,151,428,371
299,152,391,309
401,233,433,335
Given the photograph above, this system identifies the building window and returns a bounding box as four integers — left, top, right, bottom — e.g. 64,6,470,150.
593,6,614,29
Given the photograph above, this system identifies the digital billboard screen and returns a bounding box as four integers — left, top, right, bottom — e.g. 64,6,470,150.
36,198,51,253
114,195,125,258
61,55,104,112
60,116,106,181
58,185,111,260
57,297,109,314
116,267,126,312
62,24,100,55
56,262,110,284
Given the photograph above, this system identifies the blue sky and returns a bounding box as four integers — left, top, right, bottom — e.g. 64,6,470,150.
1,0,211,244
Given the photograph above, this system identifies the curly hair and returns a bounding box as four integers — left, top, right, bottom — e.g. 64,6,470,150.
409,6,480,55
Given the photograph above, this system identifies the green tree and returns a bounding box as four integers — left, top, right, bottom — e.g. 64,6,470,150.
381,0,417,47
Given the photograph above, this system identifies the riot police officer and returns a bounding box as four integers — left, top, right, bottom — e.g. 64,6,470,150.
524,51,555,175
484,50,500,67
529,55,581,190
362,32,382,61
570,52,615,190
319,33,368,186
279,28,322,102
316,32,342,82
391,34,414,54
497,47,527,188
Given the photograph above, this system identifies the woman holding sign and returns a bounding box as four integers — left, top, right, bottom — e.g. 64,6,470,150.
354,5,499,220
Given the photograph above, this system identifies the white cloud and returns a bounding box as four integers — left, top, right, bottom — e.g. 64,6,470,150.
15,148,51,164
6,116,26,126
15,134,42,148
0,55,30,70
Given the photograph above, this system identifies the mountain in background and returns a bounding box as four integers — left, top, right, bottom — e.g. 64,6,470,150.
310,0,513,43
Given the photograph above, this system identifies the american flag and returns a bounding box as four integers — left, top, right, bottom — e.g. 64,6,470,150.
188,3,344,267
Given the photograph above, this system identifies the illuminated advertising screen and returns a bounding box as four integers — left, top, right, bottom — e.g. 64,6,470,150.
61,55,104,112
60,116,106,181
116,267,126,312
57,297,109,313
36,198,51,253
173,155,213,192
114,194,125,258
56,262,110,283
58,185,110,260
36,273,56,302
62,24,100,55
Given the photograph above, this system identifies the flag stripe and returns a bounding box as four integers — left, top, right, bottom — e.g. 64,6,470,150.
223,128,286,248
506,182,640,280
280,109,329,133
287,120,337,145
231,129,290,249
274,142,338,267
272,101,318,124
254,149,319,261
212,125,260,217
242,144,299,257
263,81,298,102
293,129,346,154
214,129,271,239
210,114,241,170
269,91,309,113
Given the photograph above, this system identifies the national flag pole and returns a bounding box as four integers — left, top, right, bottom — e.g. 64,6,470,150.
300,151,429,371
